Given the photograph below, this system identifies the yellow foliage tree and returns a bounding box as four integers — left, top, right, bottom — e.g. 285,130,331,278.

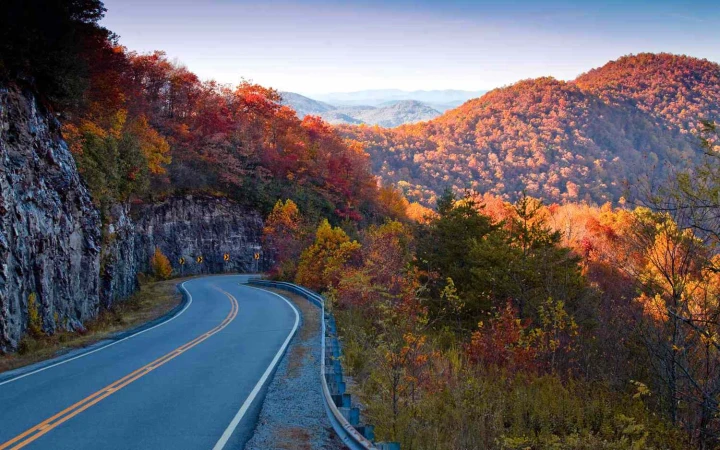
150,247,173,280
130,115,171,174
264,199,301,237
295,219,361,291
61,109,171,203
406,201,435,223
27,292,43,338
376,185,410,221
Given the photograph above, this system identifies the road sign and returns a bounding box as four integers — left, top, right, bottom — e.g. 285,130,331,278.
196,256,203,263
223,253,230,261
254,252,260,260
179,257,185,265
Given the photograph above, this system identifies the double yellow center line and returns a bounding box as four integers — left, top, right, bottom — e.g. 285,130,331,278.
0,287,238,450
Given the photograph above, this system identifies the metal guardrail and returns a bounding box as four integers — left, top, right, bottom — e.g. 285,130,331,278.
247,279,389,450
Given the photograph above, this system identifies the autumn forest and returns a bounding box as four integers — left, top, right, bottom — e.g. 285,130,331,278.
3,1,720,449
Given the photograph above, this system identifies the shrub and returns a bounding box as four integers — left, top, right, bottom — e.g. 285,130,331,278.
150,247,172,280
27,292,43,338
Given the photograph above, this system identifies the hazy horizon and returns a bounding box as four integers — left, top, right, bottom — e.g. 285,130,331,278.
101,0,720,93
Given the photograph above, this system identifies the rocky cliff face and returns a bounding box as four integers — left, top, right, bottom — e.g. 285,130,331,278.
133,197,265,276
101,197,264,306
0,84,265,352
0,85,102,351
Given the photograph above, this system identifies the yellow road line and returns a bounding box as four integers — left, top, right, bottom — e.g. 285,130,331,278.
0,286,239,450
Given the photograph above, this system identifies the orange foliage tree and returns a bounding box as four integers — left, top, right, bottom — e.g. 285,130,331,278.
150,247,172,280
625,208,720,442
295,219,361,292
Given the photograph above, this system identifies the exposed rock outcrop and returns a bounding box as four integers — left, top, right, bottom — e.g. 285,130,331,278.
0,84,265,352
0,85,101,351
101,197,264,306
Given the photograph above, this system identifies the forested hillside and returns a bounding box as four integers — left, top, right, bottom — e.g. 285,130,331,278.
575,53,720,133
341,54,720,206
63,49,406,224
1,1,407,227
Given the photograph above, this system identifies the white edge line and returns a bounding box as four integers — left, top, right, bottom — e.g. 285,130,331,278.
212,285,300,450
0,281,195,387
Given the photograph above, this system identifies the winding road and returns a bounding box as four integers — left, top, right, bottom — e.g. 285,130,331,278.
0,275,299,450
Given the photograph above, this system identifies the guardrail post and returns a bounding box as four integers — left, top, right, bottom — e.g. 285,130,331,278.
348,407,360,426
332,393,351,408
340,407,360,426
377,443,400,450
360,425,375,441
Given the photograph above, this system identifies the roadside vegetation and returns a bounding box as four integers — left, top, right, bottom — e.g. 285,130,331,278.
0,276,185,374
263,122,720,449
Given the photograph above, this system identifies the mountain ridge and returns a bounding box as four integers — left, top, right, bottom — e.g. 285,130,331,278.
310,88,486,108
281,92,442,126
339,53,720,206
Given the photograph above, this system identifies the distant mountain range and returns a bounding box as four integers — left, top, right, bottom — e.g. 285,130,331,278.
311,89,487,111
279,92,336,116
280,92,445,127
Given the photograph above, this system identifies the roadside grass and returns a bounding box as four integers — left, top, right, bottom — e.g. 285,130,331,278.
0,276,194,375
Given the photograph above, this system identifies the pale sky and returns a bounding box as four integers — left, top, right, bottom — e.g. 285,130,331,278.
101,0,720,94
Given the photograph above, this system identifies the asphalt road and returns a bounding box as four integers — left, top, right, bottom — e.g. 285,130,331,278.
0,275,299,450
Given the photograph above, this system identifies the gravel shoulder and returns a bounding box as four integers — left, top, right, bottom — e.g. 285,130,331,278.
244,288,346,450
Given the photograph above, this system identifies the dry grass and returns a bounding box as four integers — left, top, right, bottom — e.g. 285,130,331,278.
0,276,197,374
276,427,313,450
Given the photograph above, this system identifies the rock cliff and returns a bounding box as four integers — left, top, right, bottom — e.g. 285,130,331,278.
0,85,265,352
0,85,102,351
101,197,264,307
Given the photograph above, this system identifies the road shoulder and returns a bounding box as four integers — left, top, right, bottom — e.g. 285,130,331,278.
244,288,345,450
